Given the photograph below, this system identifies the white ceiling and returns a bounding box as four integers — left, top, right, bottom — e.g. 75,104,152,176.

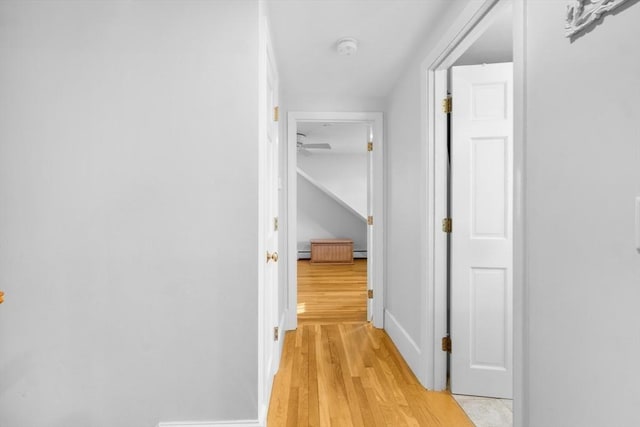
267,0,459,101
297,122,370,155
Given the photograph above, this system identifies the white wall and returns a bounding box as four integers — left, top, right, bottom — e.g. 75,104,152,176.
297,175,367,252
285,93,386,113
383,0,471,381
298,153,368,219
524,2,640,426
385,68,426,343
453,2,513,67
0,1,260,426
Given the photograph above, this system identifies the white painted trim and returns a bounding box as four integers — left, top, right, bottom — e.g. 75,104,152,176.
422,0,526,425
286,114,298,331
256,9,267,427
512,0,528,425
297,167,366,221
257,7,280,427
286,112,384,330
384,310,422,378
430,67,449,391
278,311,287,356
423,0,527,427
636,197,640,252
421,0,502,391
158,421,261,427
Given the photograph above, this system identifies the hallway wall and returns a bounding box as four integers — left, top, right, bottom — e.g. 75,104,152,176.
298,153,368,220
383,0,472,385
524,2,640,426
0,1,261,425
297,173,367,254
284,93,386,113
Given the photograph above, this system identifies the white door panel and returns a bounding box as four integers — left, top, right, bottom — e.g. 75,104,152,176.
451,62,513,399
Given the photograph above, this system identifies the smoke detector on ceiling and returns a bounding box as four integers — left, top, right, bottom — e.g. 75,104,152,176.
336,37,359,56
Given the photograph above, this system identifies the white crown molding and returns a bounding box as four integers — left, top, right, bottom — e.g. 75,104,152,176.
565,0,633,37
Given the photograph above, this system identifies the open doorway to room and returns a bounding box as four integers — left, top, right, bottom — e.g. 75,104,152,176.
428,1,516,426
295,121,370,324
286,112,384,331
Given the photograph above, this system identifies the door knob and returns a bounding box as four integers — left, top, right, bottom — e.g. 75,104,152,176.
0,291,4,304
266,251,279,263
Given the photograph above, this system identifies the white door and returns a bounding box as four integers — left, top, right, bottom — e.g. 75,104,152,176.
450,62,513,398
263,47,279,393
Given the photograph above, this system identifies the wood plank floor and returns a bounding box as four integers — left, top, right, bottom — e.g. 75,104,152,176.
267,260,474,426
297,259,367,324
267,323,474,426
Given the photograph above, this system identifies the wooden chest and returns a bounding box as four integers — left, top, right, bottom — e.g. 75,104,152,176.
310,239,354,264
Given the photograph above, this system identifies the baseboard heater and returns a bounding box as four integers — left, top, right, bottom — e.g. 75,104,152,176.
298,250,367,260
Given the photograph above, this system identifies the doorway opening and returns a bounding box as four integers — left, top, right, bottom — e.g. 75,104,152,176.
447,0,514,393
448,59,514,425
286,112,384,331
296,121,370,324
425,0,520,425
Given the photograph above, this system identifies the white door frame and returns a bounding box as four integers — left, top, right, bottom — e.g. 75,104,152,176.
285,112,384,330
422,0,526,424
257,11,280,425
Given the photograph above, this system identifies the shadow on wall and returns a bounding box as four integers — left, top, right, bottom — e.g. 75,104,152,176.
297,175,367,254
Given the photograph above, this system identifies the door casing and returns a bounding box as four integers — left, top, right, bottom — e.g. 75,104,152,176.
285,112,384,330
422,0,526,425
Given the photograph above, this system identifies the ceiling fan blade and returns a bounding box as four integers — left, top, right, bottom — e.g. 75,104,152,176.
302,143,331,149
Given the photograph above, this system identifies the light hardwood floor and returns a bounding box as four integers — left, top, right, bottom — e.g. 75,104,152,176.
267,260,474,426
297,259,367,324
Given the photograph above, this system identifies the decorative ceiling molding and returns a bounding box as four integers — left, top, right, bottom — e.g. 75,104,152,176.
565,0,632,37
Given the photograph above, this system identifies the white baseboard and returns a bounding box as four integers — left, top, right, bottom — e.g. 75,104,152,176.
297,251,368,260
158,420,262,427
384,309,424,383
257,311,287,426
278,312,286,358
284,307,296,331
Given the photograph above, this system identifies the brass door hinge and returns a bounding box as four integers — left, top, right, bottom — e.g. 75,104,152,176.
367,289,374,299
367,216,373,226
274,326,279,341
273,106,279,122
442,218,452,233
442,96,452,114
274,216,279,231
442,336,452,353
367,141,373,152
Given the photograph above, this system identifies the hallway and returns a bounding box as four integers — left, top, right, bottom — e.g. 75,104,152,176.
268,260,473,426
267,323,473,426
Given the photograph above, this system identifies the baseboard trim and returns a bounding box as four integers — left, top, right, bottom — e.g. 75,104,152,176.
278,311,287,357
297,251,368,260
158,420,262,427
384,309,423,382
284,306,296,331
